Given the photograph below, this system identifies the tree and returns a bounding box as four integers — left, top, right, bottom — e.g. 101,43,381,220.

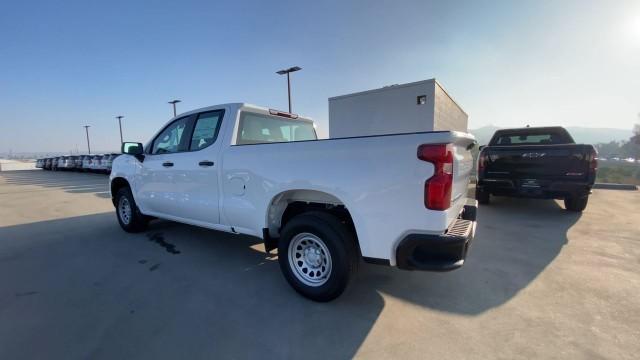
620,122,640,158
595,141,622,157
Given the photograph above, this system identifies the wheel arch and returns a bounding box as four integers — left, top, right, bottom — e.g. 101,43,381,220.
110,177,131,206
264,189,361,255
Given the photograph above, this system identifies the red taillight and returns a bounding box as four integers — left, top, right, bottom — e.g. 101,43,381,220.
418,144,454,210
269,109,299,119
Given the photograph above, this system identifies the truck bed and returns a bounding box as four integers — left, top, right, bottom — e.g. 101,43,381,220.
222,130,476,263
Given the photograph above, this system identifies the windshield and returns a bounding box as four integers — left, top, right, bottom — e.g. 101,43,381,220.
236,112,317,145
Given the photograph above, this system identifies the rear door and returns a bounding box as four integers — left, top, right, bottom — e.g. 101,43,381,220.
178,110,225,224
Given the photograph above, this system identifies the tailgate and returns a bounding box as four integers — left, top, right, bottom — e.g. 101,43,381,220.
452,137,474,205
485,144,590,180
447,134,475,226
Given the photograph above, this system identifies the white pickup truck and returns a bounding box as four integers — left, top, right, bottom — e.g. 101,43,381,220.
110,103,478,301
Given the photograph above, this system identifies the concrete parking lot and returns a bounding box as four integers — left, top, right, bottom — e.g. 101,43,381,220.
0,170,638,359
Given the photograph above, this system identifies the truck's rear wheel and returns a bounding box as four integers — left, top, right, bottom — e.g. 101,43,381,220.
115,187,148,232
564,195,588,212
476,187,490,205
278,211,358,302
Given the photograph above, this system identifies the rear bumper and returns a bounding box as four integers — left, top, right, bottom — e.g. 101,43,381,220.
396,201,477,272
478,179,593,199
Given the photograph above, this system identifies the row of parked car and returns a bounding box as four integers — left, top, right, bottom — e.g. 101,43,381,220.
35,154,121,174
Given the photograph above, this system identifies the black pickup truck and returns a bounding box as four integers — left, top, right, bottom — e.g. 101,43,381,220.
476,126,597,212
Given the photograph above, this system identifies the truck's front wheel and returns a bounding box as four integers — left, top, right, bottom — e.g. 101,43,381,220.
278,212,358,302
115,187,148,232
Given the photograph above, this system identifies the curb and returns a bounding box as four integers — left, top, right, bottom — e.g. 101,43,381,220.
594,183,638,191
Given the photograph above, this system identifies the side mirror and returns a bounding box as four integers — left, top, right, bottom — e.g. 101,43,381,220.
479,145,485,151
122,142,143,155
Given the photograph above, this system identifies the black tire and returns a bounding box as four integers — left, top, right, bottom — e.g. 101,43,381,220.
564,195,588,212
278,211,359,302
114,187,148,232
476,186,490,205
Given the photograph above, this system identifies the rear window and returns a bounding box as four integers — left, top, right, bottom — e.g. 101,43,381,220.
490,128,574,146
236,112,317,145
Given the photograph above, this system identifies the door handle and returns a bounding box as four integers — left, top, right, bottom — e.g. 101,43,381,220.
162,162,174,167
199,161,214,167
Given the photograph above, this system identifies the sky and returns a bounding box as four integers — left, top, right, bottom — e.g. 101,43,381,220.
1,0,639,153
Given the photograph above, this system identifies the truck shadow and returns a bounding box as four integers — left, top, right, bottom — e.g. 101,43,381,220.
0,213,383,359
353,196,582,315
0,170,110,198
0,197,580,359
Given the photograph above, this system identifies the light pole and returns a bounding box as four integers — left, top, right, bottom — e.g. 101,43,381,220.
83,125,91,154
116,116,124,145
168,99,181,117
276,66,301,113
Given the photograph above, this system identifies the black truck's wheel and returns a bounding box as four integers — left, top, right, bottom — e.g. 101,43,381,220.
476,187,490,205
115,187,148,232
564,195,589,212
278,211,358,302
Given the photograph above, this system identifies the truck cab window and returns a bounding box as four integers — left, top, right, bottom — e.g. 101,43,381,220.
152,117,190,154
237,112,316,145
490,128,574,146
497,134,552,145
190,110,224,151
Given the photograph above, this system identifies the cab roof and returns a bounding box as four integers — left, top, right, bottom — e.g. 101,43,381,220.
172,103,314,124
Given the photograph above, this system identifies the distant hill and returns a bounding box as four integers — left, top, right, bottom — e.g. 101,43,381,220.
469,126,501,146
470,126,633,145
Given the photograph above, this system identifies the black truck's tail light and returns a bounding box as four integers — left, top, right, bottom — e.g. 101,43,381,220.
418,144,454,210
478,151,487,174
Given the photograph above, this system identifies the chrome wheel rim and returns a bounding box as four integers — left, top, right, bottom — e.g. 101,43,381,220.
288,232,332,287
118,197,132,225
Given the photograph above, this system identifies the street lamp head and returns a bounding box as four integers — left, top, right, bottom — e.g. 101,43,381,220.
276,66,302,75
168,99,181,105
116,115,124,120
